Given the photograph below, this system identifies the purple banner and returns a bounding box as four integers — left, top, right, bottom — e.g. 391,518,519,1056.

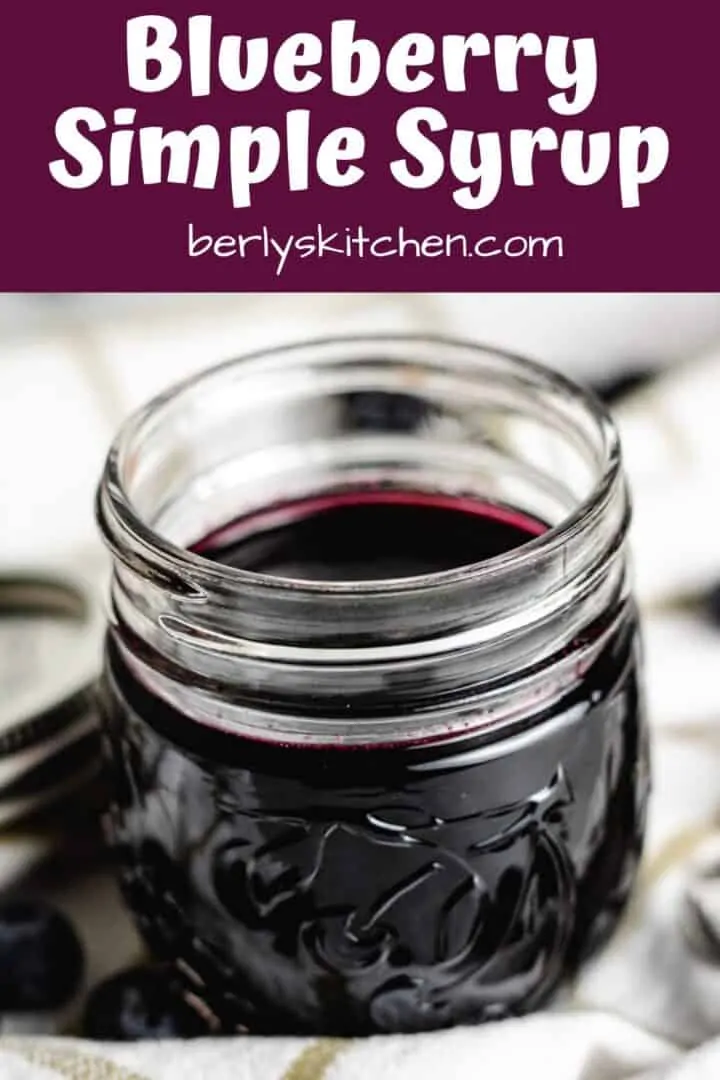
1,0,716,290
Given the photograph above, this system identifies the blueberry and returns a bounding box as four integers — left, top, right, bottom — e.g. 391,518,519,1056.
0,900,84,1011
704,582,720,627
345,390,430,433
83,965,213,1041
589,365,657,407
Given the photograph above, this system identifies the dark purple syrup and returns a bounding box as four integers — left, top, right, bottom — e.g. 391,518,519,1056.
192,491,546,581
100,492,648,1035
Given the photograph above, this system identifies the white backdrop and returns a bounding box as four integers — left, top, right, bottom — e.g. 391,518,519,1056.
2,291,720,566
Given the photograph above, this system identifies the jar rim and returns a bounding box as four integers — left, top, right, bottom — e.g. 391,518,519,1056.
98,333,621,601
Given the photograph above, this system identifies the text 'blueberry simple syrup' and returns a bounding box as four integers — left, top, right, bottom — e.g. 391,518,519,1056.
100,491,648,1035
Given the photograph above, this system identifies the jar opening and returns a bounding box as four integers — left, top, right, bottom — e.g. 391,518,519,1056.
98,334,622,602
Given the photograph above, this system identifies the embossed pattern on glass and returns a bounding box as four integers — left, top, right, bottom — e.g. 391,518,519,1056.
101,608,647,1035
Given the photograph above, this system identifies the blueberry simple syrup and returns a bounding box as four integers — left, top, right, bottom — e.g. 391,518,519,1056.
193,492,546,580
100,491,648,1035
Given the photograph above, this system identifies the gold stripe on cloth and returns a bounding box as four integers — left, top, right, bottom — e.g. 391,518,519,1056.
281,1038,349,1080
0,1039,148,1080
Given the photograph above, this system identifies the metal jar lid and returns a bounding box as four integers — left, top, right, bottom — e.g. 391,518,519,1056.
0,566,104,822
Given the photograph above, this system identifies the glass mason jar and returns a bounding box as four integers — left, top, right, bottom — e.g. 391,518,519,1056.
96,336,649,1036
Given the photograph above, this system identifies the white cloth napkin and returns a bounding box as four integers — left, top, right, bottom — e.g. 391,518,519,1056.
2,295,720,1078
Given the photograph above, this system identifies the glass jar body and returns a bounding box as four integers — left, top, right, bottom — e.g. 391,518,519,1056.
100,607,647,1035
96,336,649,1035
